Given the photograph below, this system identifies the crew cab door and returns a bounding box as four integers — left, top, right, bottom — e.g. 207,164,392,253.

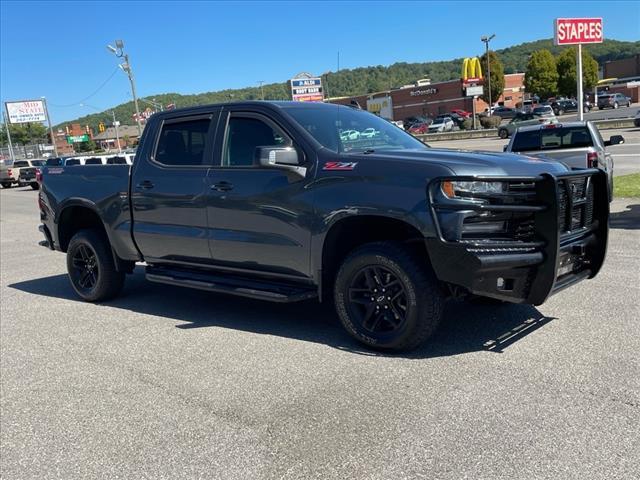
206,108,314,279
130,110,219,265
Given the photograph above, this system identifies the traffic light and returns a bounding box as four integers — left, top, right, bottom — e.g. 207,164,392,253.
98,122,105,133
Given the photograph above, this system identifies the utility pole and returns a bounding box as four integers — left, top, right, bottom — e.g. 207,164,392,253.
2,105,15,162
107,40,142,136
112,111,121,152
481,34,496,114
41,96,58,157
576,44,584,122
258,80,265,100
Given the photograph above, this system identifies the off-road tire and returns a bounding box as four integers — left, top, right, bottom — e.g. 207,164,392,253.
67,229,125,302
334,241,444,352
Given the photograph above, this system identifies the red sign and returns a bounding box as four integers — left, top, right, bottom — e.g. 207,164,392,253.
555,18,603,45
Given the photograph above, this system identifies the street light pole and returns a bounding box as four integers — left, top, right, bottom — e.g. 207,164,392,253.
41,96,58,157
481,34,496,114
107,40,142,136
258,81,265,100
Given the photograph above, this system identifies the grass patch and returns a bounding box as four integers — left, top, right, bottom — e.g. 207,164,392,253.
614,173,640,198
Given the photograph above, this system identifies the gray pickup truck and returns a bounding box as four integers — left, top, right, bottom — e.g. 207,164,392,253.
504,122,624,201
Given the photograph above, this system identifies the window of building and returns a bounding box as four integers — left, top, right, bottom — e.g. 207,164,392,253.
155,118,211,166
223,116,287,167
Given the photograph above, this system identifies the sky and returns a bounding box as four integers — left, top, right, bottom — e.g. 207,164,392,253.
1,0,639,124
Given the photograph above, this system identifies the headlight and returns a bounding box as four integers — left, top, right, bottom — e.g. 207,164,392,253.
441,180,506,199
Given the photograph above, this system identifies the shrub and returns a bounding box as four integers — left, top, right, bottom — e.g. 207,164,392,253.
480,115,502,129
460,118,474,130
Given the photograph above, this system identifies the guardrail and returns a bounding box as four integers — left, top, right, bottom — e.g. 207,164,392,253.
415,117,636,142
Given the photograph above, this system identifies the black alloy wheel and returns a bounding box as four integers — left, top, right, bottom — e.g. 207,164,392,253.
70,243,99,293
346,265,409,335
66,229,125,301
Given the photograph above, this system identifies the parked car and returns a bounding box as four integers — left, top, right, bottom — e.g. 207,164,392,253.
451,109,472,118
18,159,46,189
428,116,454,133
497,112,557,139
635,110,640,127
359,128,378,139
403,116,431,130
339,129,360,141
38,101,609,352
408,123,430,134
531,105,555,119
489,106,517,119
597,93,632,110
504,121,623,201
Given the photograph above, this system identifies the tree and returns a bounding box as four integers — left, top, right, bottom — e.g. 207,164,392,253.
556,47,599,97
480,50,505,106
0,122,47,146
524,49,558,99
74,139,96,153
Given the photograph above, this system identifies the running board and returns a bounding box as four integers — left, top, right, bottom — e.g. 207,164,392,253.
145,266,317,303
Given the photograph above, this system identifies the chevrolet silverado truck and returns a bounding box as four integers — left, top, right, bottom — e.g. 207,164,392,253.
37,101,609,351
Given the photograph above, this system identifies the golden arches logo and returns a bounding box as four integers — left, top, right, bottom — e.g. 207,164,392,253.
462,57,483,81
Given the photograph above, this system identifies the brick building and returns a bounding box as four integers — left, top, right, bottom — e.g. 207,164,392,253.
329,74,525,121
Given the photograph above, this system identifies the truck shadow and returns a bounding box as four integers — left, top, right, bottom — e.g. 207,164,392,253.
9,269,553,359
609,203,640,230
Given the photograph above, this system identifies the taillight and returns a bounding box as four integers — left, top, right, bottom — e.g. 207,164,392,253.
35,168,43,183
587,152,598,168
7,168,12,176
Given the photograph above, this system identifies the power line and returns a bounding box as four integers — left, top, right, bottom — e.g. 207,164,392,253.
48,67,120,108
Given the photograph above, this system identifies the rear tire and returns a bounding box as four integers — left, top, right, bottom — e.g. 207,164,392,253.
1,183,12,189
498,129,508,139
614,102,619,109
66,229,125,302
30,183,39,190
334,241,444,352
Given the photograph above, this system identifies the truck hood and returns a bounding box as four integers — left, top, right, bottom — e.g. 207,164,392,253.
361,148,569,177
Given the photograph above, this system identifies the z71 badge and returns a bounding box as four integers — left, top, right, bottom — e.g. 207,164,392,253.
323,161,358,171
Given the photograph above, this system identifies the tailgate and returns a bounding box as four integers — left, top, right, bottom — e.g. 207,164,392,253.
523,148,589,170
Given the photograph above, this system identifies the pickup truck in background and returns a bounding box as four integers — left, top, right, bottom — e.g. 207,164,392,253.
1,159,45,188
37,101,609,352
504,122,624,201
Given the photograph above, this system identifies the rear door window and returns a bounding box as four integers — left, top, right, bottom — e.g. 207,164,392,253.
511,131,541,151
85,158,103,165
154,117,212,166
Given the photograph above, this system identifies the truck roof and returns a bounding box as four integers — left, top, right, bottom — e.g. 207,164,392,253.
152,100,348,118
515,121,591,133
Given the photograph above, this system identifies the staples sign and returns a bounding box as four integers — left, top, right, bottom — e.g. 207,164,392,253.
555,18,603,45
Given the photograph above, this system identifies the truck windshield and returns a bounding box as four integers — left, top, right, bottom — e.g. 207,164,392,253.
511,126,593,152
285,105,428,153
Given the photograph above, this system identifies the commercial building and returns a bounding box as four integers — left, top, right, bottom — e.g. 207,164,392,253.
93,125,142,151
329,74,525,122
600,55,640,102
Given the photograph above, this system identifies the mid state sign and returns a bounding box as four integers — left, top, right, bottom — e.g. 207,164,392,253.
554,18,603,45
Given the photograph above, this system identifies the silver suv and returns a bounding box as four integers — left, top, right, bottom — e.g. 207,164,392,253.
597,93,632,110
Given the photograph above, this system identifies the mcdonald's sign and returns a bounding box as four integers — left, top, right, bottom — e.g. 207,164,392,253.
462,57,483,85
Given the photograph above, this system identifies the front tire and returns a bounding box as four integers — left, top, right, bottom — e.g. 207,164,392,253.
614,102,619,109
66,229,125,302
334,242,444,352
498,129,508,139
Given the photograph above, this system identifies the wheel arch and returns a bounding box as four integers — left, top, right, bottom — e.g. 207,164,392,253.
56,200,133,273
317,214,432,301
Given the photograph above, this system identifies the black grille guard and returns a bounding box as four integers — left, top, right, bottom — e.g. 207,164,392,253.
426,169,609,305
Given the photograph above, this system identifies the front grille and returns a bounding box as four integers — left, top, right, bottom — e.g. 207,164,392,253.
557,176,594,235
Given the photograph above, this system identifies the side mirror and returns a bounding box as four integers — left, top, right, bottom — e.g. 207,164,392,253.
606,135,624,146
257,146,306,177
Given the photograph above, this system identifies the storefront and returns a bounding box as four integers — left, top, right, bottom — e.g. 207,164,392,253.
329,73,525,122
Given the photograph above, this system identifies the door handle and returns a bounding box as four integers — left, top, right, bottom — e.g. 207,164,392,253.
136,180,155,190
212,181,234,192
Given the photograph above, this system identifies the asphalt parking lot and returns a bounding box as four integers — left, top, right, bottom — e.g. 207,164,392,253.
1,187,639,479
431,126,640,177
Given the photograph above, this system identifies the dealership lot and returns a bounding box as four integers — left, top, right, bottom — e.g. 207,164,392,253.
431,126,640,177
1,185,639,479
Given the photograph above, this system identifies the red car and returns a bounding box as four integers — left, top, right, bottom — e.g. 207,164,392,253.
408,123,430,134
451,109,471,118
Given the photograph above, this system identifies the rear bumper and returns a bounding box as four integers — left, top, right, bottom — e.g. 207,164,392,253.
427,170,608,305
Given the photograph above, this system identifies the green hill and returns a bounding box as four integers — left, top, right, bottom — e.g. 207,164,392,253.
57,38,639,131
